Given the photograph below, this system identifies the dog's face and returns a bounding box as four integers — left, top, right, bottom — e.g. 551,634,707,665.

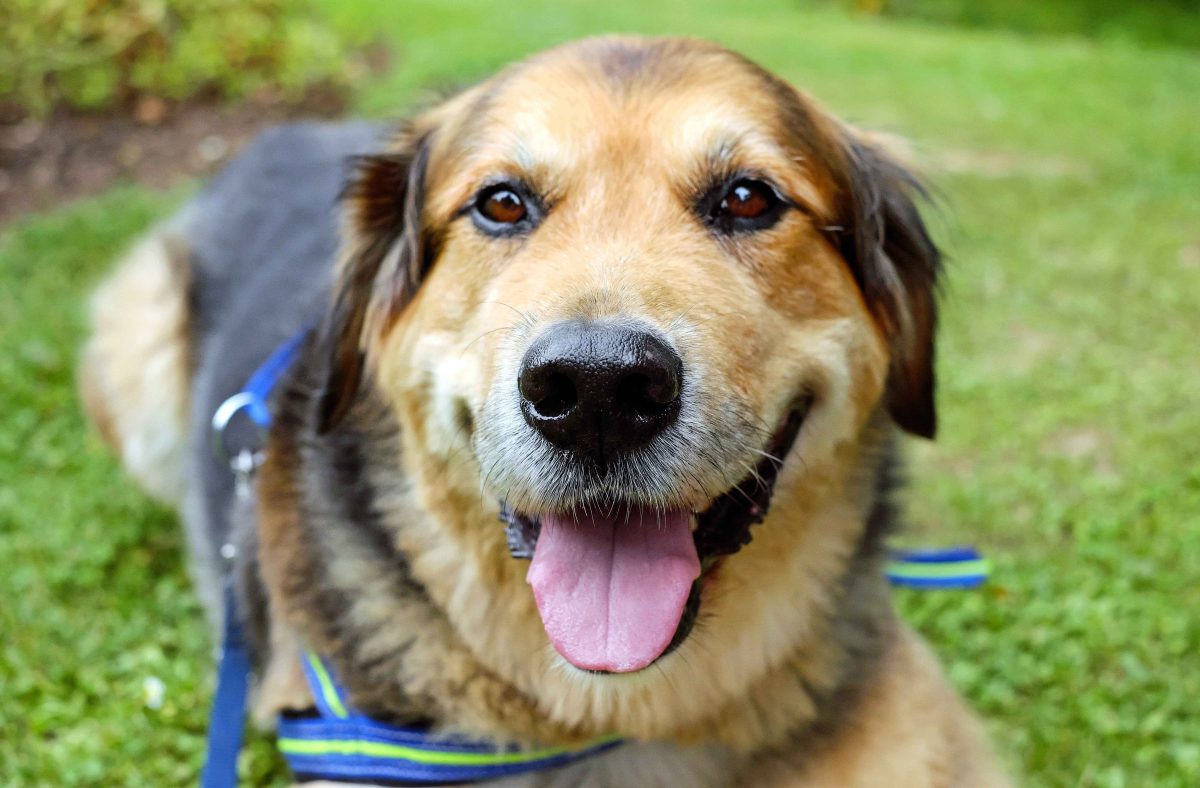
323,37,938,737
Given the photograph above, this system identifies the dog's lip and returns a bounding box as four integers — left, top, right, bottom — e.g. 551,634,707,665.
691,397,810,564
500,395,811,568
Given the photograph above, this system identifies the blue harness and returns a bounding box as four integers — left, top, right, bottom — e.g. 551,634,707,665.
200,332,989,786
280,651,620,785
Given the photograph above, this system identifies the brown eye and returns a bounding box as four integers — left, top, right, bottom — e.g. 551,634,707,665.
478,187,527,225
705,177,786,234
720,180,772,220
470,182,544,237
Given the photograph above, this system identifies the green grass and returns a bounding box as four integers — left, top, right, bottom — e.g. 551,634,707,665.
2,1,1198,784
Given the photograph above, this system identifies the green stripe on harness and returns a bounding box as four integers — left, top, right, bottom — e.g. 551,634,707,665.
277,733,624,766
885,547,991,589
304,651,350,719
885,558,990,581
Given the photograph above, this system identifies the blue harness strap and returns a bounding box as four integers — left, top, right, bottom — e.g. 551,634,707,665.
202,332,309,788
239,331,310,426
886,546,990,589
200,584,253,788
279,652,622,785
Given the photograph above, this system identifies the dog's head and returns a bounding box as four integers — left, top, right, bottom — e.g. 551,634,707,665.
321,37,938,737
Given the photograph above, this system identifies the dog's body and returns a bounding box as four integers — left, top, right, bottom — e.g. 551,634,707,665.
81,37,1009,786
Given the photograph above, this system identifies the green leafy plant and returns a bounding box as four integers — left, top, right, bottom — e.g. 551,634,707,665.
0,0,359,116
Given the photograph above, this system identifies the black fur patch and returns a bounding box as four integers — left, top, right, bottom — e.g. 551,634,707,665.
833,139,941,439
320,137,433,433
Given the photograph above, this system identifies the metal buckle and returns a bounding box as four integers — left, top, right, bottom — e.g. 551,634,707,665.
211,392,266,488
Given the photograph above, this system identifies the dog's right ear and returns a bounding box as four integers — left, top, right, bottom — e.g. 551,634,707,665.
318,130,432,433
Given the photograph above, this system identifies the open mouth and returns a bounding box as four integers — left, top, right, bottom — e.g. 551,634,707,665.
500,400,810,674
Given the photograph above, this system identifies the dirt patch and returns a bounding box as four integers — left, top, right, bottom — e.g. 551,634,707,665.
1179,241,1200,270
0,87,348,228
1043,426,1120,480
1005,323,1056,374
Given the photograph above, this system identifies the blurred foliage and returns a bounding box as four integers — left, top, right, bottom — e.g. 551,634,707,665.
839,0,1200,49
0,0,360,117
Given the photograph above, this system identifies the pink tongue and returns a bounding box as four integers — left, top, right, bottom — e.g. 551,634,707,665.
526,507,700,673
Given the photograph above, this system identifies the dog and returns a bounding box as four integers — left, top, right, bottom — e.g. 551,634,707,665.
80,36,1010,786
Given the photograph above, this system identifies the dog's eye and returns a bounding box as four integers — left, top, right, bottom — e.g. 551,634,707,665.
476,186,527,226
707,178,785,233
722,181,772,219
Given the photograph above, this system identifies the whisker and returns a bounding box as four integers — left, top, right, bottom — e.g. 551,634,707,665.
461,323,519,354
481,300,537,330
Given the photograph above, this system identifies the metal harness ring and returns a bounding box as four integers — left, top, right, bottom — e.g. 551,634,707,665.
210,391,266,470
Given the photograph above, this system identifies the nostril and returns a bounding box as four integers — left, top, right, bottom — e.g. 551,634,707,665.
615,373,675,420
644,369,681,406
529,370,577,418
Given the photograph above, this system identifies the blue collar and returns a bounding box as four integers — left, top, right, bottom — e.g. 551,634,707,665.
280,651,621,785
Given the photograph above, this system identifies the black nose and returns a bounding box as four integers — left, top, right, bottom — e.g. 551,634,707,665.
518,321,683,462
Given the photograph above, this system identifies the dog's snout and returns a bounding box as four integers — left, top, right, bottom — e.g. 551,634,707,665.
518,321,682,461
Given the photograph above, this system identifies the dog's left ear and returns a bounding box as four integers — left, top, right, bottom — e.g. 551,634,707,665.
833,132,941,439
318,130,432,433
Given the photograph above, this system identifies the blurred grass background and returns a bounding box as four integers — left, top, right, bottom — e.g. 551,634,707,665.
1,0,1198,785
842,0,1200,50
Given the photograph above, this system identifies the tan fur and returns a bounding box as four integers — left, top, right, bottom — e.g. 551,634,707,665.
80,230,192,505
258,407,591,745
252,612,314,727
757,628,1013,787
